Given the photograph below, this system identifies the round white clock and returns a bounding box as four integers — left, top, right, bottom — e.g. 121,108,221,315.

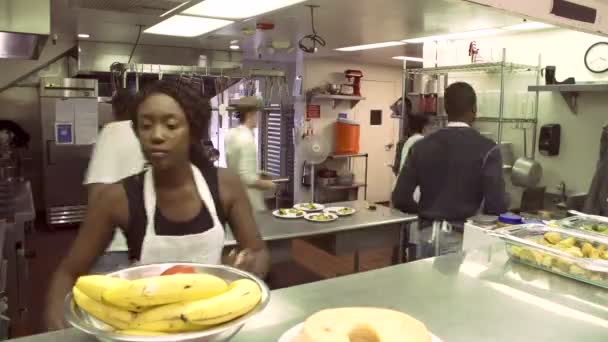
585,42,608,73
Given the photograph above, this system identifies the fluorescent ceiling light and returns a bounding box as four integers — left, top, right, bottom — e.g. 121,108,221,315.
230,44,240,50
504,21,554,31
403,28,502,43
144,15,233,37
403,22,554,43
183,0,307,20
335,41,405,52
392,56,424,62
77,33,90,38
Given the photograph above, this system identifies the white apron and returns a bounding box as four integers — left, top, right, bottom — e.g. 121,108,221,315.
139,164,225,264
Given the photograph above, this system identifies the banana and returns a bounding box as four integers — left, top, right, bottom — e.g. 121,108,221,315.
103,273,228,307
75,275,129,301
132,302,190,324
190,301,257,326
117,330,168,336
75,275,144,312
130,319,205,333
182,279,262,324
72,287,135,330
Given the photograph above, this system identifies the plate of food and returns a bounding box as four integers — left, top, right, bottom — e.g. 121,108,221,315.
304,212,338,223
293,202,325,212
278,307,442,342
324,206,356,216
273,208,305,219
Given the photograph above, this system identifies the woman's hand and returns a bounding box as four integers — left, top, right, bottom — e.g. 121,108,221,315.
226,248,270,278
44,301,68,331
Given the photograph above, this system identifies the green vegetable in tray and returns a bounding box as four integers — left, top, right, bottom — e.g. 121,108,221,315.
582,224,608,234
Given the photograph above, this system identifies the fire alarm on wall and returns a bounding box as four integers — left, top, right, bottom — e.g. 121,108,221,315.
256,22,275,30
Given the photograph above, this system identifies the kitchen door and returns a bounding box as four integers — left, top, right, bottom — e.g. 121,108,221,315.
354,80,400,203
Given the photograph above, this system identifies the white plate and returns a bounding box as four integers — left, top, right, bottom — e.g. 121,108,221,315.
278,323,444,342
304,212,338,223
273,209,305,219
294,203,325,212
325,206,357,216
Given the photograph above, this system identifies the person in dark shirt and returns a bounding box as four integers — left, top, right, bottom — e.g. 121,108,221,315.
392,97,413,177
392,82,507,258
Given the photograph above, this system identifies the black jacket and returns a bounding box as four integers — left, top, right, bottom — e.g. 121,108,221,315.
392,126,507,223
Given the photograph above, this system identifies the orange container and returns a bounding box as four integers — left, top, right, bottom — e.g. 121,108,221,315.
335,119,360,155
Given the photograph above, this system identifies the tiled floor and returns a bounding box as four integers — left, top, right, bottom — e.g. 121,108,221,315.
22,226,395,336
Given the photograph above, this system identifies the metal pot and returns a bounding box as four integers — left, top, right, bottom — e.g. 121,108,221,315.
511,157,543,188
327,83,340,94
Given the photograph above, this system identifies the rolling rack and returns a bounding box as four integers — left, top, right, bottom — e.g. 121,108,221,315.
401,48,541,158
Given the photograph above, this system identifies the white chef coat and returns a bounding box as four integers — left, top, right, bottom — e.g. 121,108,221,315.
84,120,146,252
224,125,266,211
139,164,225,264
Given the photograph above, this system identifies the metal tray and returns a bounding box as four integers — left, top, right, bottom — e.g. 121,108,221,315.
492,224,608,288
65,263,270,342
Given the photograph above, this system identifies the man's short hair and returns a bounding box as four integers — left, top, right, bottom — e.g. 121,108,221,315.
408,114,430,134
444,82,476,121
112,88,135,121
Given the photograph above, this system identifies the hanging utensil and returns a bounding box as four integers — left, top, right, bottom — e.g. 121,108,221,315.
509,118,542,188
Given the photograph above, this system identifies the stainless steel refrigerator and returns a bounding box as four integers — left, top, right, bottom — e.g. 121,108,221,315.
40,78,98,226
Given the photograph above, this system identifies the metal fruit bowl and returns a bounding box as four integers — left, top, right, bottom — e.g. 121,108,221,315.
64,263,270,342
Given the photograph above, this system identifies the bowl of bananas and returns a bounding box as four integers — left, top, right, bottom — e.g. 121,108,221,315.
64,263,270,341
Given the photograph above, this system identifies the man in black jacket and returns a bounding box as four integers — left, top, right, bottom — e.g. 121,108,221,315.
392,82,507,258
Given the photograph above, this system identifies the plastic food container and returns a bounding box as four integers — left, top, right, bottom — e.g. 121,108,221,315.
551,215,608,236
493,224,608,288
497,213,523,228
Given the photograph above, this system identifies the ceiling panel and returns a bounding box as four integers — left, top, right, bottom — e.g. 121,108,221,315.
73,0,529,65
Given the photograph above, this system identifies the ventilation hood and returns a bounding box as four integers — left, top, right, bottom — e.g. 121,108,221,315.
0,0,51,59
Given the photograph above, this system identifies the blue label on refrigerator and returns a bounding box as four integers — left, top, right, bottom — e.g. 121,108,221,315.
55,123,74,144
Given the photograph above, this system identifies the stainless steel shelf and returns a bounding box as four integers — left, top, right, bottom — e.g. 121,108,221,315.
527,83,608,114
408,62,538,75
528,83,608,92
476,117,538,123
312,94,366,100
319,182,367,191
310,94,366,109
328,153,369,159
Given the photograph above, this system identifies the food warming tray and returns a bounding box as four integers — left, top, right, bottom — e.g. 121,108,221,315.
492,224,608,288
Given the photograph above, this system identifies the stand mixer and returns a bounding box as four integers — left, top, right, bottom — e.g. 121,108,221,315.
344,70,363,96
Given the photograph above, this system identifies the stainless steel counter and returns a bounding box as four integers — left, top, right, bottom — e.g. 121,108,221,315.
232,243,608,342
225,201,416,267
224,201,416,245
10,243,608,341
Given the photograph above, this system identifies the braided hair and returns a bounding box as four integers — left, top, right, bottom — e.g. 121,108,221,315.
130,80,213,170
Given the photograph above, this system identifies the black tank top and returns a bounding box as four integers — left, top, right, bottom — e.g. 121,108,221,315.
121,166,226,260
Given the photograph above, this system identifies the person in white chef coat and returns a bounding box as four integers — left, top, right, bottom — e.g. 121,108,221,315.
84,89,145,262
224,97,276,211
